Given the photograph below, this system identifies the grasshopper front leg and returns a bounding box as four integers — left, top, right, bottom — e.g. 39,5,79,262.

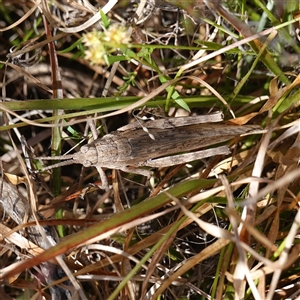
95,165,109,191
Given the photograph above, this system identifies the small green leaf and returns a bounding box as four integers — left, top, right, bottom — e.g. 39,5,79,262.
174,98,191,112
165,84,191,112
276,89,300,113
106,55,128,65
100,9,110,28
58,38,83,54
66,126,81,139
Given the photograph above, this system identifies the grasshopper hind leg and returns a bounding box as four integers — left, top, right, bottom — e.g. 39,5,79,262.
120,166,152,179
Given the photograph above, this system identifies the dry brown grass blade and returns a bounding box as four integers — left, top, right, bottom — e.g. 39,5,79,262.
152,238,231,298
2,61,53,94
0,1,40,32
0,223,44,256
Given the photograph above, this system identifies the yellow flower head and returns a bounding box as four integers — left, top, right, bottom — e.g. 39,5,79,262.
103,24,131,47
82,24,131,65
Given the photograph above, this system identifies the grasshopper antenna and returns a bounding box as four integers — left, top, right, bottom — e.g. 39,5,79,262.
35,155,76,172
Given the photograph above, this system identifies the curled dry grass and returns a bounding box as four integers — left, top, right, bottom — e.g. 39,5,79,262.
0,0,300,299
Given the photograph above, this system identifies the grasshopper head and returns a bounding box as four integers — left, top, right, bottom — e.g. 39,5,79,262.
73,145,97,167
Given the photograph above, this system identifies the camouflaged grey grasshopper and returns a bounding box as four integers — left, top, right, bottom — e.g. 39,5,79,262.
36,112,259,190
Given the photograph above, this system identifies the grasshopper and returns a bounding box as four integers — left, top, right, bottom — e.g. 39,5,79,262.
37,112,259,190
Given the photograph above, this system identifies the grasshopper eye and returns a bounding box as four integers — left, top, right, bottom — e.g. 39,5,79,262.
83,160,92,167
81,146,89,153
